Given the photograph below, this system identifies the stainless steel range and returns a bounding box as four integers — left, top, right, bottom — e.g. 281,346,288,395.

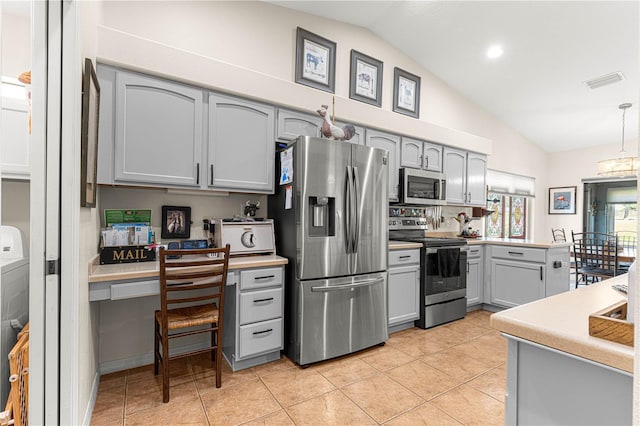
389,207,468,329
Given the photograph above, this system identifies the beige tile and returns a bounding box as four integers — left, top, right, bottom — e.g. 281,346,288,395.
359,345,415,371
251,356,297,377
420,326,469,348
123,395,208,425
466,364,507,402
260,367,336,407
125,369,194,403
454,333,507,368
421,346,496,381
241,409,294,425
126,358,189,384
194,360,258,391
314,357,379,388
430,384,505,426
392,331,450,357
90,408,123,426
386,360,462,400
286,390,376,425
125,378,199,416
442,319,494,341
200,378,281,424
385,402,463,425
341,373,424,423
98,370,127,392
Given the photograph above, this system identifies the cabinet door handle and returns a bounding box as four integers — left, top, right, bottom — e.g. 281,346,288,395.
254,275,275,280
419,155,424,168
196,163,200,185
540,266,543,281
425,156,429,169
253,297,274,303
210,164,214,185
508,251,524,256
252,328,273,335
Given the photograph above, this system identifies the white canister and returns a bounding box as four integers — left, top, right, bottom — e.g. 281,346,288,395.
627,261,636,323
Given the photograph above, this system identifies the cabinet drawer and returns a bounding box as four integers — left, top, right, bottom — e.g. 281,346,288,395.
467,246,483,259
389,249,420,267
491,246,545,263
238,318,282,358
111,280,159,300
240,267,283,290
239,288,282,324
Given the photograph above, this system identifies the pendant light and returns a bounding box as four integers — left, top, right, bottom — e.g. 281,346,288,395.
597,103,637,177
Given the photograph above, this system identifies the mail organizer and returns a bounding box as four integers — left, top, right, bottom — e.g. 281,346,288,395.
100,245,156,265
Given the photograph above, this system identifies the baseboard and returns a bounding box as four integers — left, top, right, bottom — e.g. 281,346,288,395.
82,372,100,426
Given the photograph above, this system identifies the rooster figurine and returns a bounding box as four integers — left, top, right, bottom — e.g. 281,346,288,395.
316,104,355,141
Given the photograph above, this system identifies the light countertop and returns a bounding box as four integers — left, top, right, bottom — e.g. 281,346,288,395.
388,241,423,250
490,275,633,373
465,238,571,249
89,254,288,283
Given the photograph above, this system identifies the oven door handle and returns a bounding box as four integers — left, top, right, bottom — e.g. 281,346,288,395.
311,277,384,292
426,246,469,254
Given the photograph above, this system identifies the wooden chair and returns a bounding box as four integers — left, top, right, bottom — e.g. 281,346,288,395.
551,228,567,243
154,245,230,403
571,231,618,287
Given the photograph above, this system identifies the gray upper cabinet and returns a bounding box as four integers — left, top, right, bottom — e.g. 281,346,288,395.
400,137,442,172
365,129,400,201
443,147,487,206
276,108,321,143
114,70,203,187
207,93,275,193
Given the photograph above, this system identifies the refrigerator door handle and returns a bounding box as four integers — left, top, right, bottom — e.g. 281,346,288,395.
310,277,384,292
345,166,353,254
352,166,360,253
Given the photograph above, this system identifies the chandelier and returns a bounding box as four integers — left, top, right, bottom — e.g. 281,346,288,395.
597,103,637,177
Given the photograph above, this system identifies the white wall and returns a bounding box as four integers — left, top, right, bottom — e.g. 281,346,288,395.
1,12,30,79
546,141,639,238
1,180,29,255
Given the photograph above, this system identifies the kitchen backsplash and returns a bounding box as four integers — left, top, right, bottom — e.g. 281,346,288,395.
98,187,480,242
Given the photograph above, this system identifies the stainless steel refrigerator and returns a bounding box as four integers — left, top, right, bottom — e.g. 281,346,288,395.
269,136,389,366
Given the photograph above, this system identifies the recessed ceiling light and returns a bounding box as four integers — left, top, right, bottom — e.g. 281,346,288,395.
487,45,504,59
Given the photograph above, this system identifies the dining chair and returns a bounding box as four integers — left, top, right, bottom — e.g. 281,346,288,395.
154,244,230,403
551,228,567,243
571,231,618,288
617,232,636,273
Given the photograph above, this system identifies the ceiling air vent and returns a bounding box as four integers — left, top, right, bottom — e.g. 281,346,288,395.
585,72,624,89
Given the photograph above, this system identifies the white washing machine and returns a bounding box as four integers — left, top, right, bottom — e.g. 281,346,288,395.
0,226,28,406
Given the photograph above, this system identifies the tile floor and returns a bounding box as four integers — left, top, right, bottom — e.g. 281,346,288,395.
90,310,506,425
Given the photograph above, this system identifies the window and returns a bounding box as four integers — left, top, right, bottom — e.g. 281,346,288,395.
485,170,535,239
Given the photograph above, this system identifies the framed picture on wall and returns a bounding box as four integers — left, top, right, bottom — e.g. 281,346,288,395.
295,27,336,93
161,205,191,239
548,186,577,214
349,50,383,107
393,67,420,118
80,58,100,208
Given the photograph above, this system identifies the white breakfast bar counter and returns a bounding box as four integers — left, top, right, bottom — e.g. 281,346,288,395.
490,275,633,425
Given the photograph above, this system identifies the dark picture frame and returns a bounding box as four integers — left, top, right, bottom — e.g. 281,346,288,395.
393,67,421,118
80,58,100,208
161,205,191,239
349,50,383,107
548,186,577,215
295,27,336,93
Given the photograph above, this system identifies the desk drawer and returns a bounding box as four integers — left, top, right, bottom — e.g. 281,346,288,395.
239,288,282,324
389,249,420,267
492,246,545,263
240,267,283,290
111,280,159,300
238,318,282,358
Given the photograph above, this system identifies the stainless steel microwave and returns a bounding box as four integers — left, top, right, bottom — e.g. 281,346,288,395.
398,168,446,205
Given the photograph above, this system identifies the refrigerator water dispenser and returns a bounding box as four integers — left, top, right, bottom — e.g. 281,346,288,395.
309,196,335,237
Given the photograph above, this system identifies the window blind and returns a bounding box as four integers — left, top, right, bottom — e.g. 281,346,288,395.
487,169,535,197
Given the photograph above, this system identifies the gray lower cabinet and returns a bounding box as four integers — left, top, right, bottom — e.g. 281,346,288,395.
365,129,401,201
466,246,483,307
276,108,321,143
207,93,275,192
112,69,204,187
490,246,545,308
222,266,284,371
388,248,420,332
